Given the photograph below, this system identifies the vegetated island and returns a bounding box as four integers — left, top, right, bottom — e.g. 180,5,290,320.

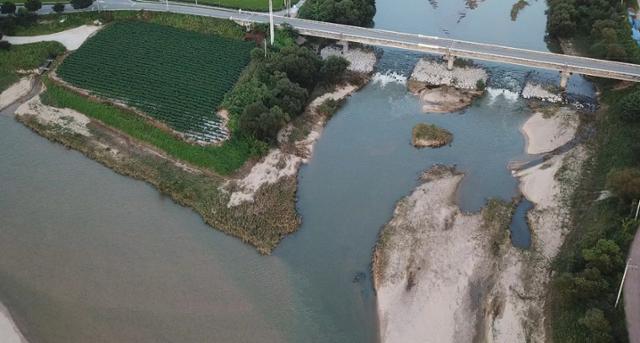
0,10,376,254
411,123,452,148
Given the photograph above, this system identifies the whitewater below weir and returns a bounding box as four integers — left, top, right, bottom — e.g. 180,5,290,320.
0,1,596,342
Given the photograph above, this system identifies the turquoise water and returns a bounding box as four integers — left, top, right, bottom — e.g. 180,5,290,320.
0,1,581,342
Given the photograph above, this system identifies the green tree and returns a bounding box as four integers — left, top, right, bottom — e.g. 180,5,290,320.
321,55,349,85
606,167,640,202
52,2,65,13
70,0,92,9
269,45,322,90
582,239,624,275
265,72,308,118
0,1,16,14
299,0,376,27
579,308,614,343
619,91,640,122
23,0,41,12
239,102,289,143
546,1,577,37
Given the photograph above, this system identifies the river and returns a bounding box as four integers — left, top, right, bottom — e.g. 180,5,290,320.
0,1,590,342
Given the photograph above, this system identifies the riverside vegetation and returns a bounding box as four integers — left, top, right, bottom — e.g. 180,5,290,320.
2,10,356,253
546,0,640,341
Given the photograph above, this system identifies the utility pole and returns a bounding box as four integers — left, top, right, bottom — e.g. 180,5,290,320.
616,259,632,308
269,0,275,45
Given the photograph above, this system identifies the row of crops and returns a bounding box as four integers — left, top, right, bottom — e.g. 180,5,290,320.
57,21,254,143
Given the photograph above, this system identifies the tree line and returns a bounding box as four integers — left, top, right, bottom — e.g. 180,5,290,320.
298,0,376,27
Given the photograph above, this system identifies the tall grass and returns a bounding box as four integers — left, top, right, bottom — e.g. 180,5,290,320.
42,79,265,175
0,42,65,92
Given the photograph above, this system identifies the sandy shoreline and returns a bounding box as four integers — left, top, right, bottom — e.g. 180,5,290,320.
373,105,586,342
0,302,27,343
521,107,578,155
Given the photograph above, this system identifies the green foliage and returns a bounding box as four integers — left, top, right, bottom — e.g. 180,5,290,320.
52,2,65,13
298,0,376,27
579,308,614,343
42,79,265,175
0,1,16,14
23,0,41,12
476,79,486,91
606,167,640,203
239,102,289,143
619,90,640,122
70,0,92,9
546,0,577,37
550,84,640,342
321,55,349,85
57,21,253,142
0,41,64,92
316,98,344,117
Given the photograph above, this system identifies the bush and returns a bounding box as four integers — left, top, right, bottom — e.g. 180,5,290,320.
70,0,92,9
52,2,65,13
0,40,10,50
23,0,41,12
579,308,614,343
476,79,486,91
606,167,640,203
15,6,28,16
239,102,289,143
619,91,640,122
0,1,16,14
298,0,376,27
321,55,349,85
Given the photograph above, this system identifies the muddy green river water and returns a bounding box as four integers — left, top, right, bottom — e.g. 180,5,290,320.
0,1,593,342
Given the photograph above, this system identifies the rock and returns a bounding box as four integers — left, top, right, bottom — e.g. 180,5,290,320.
418,86,482,113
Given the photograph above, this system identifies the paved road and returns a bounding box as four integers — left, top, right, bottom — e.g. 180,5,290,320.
625,231,640,343
23,0,640,82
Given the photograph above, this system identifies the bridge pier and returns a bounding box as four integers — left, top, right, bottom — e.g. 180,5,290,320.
445,54,455,70
339,40,349,53
560,70,572,90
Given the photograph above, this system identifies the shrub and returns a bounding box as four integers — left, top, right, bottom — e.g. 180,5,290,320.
239,102,289,143
52,2,65,13
0,40,10,50
0,1,16,14
606,167,640,203
476,79,486,91
15,6,28,16
23,0,41,12
70,0,92,9
298,0,376,27
579,308,613,343
321,55,349,85
619,91,640,122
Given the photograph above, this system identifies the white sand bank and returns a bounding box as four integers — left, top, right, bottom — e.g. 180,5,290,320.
373,166,495,343
0,302,27,343
5,25,101,50
16,91,91,136
521,108,578,154
0,77,32,111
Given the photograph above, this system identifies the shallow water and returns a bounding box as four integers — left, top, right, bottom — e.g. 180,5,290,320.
510,198,534,248
0,1,589,342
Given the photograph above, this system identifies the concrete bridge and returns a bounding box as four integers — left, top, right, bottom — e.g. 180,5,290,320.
28,0,640,87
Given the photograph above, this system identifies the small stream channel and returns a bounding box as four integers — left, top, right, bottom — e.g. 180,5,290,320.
0,1,596,342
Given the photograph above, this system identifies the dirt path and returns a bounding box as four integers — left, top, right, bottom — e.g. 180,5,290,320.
4,25,101,50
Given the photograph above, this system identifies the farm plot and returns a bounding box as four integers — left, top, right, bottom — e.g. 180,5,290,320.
57,21,254,143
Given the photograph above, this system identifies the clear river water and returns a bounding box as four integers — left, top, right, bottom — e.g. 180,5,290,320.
0,1,594,342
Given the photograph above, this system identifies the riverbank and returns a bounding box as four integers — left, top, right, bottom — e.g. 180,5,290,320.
0,302,26,343
372,103,587,342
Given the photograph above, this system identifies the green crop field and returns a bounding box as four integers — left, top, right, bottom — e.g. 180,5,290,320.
57,21,254,143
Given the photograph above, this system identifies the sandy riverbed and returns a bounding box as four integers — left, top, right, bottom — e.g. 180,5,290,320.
373,106,586,342
4,25,101,50
0,302,27,343
0,77,33,111
521,107,578,154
